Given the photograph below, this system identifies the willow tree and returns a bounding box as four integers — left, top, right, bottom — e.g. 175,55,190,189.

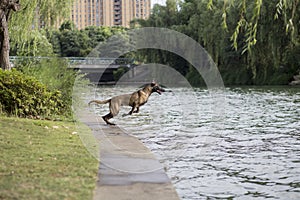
0,0,73,70
0,0,20,70
218,0,300,78
217,0,299,53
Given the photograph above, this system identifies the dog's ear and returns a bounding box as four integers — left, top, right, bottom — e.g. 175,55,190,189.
150,82,156,87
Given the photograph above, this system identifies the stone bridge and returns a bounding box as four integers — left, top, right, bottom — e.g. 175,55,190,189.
10,56,135,85
68,57,134,84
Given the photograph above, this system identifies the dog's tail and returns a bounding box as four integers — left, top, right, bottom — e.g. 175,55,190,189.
88,99,111,105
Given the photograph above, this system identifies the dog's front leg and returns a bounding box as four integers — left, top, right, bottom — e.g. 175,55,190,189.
133,107,139,113
122,105,136,117
128,105,137,115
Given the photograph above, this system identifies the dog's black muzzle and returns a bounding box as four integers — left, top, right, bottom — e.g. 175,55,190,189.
153,86,165,95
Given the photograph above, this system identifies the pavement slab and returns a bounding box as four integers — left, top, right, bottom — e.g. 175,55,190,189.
76,108,180,200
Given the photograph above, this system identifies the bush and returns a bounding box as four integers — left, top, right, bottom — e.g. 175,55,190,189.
0,69,63,118
16,57,86,118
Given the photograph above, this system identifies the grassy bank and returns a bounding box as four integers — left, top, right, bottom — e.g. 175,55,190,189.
0,116,98,200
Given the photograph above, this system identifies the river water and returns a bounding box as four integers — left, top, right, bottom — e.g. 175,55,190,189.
92,86,300,199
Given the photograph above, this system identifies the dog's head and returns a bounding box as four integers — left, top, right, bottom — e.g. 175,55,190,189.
150,82,165,95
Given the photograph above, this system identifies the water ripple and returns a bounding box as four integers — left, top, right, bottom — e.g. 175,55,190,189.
94,86,300,200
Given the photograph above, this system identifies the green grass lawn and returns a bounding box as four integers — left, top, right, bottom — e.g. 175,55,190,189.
0,116,99,200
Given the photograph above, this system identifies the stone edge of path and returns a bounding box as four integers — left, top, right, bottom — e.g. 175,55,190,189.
77,108,181,200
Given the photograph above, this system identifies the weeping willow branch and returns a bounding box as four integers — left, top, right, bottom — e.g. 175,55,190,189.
9,0,74,55
223,0,298,53
222,0,228,30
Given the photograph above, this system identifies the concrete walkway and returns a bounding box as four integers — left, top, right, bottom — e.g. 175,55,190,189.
77,108,180,200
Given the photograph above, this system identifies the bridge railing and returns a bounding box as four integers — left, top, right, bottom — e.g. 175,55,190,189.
9,56,134,66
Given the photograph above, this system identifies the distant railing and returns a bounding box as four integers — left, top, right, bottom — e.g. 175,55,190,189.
9,56,134,66
66,57,134,65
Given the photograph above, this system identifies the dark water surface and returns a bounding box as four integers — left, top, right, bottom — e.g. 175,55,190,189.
93,86,300,199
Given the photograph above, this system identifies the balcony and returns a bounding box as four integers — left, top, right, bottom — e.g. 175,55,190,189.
114,1,120,6
114,19,122,26
114,10,121,15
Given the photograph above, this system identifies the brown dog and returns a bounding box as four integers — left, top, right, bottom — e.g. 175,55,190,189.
88,82,165,125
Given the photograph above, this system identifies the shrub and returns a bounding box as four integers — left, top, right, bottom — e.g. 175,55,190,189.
0,69,63,118
16,57,86,118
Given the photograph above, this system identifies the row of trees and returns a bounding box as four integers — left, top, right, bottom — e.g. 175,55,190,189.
136,0,300,85
10,21,127,58
2,0,299,85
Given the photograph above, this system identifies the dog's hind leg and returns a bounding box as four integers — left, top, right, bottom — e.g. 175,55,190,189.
102,113,115,125
103,102,120,125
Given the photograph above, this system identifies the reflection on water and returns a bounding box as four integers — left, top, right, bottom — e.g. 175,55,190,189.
93,86,300,199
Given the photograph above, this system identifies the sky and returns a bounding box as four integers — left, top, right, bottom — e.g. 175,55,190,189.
151,0,166,8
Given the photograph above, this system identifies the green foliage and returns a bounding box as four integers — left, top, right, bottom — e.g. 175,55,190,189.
10,23,128,58
11,30,55,57
16,58,85,118
95,31,134,58
137,0,300,85
59,20,76,31
11,24,129,58
113,66,130,81
0,69,63,117
44,25,127,57
186,66,205,86
59,29,90,57
46,29,62,55
9,0,74,55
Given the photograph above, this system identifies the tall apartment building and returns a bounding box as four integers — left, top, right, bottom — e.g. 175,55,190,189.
70,0,151,29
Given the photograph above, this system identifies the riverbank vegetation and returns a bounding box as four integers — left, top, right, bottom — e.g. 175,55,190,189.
2,0,300,86
0,116,98,200
7,1,299,86
135,0,300,86
0,57,87,119
10,22,127,58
